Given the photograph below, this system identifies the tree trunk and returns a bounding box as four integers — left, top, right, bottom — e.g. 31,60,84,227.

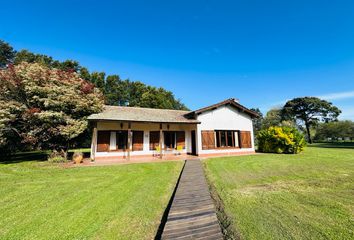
62,141,70,160
305,122,312,144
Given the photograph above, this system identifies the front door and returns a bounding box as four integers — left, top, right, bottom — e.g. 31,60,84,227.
191,130,197,155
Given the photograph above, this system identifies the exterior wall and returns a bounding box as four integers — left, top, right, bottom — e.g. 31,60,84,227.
95,121,197,158
196,105,255,155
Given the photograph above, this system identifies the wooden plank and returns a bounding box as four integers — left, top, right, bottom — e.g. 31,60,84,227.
240,130,252,148
161,160,223,240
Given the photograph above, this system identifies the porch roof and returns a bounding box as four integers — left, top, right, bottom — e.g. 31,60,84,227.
88,105,200,124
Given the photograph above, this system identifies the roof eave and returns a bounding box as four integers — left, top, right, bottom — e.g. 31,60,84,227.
190,98,259,118
87,118,201,124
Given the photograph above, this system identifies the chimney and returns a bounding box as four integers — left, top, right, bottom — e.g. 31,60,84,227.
231,98,240,103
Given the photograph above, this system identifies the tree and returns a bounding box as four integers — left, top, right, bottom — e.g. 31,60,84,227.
282,97,341,143
314,120,354,141
262,108,283,129
3,38,189,111
90,71,106,91
59,60,81,72
0,62,104,155
250,108,263,134
105,75,122,105
0,40,16,68
79,67,91,81
14,49,60,67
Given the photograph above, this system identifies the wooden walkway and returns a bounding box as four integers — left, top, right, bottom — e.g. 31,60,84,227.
161,159,223,240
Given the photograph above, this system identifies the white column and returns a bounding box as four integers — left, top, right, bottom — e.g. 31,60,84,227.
109,131,116,150
90,124,97,161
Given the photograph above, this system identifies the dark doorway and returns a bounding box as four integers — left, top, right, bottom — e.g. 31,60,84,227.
116,130,128,150
191,130,197,155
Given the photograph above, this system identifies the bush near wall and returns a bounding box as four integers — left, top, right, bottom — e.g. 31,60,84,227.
257,126,306,154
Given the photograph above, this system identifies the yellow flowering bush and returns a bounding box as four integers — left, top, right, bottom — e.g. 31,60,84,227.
257,126,305,154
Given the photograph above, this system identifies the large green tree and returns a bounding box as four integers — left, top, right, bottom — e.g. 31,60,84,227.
282,97,341,143
0,40,16,68
0,62,104,154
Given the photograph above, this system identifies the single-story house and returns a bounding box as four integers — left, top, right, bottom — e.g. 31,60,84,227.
88,98,258,160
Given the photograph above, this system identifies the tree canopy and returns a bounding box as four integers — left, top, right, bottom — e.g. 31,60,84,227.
0,39,188,110
0,40,16,68
282,97,341,143
0,62,104,153
250,108,263,134
314,120,354,141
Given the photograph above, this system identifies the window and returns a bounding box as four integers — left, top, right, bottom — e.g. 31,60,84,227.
164,131,176,149
176,131,185,149
97,131,110,152
227,131,234,147
132,131,143,151
149,131,160,150
116,131,128,150
215,130,237,148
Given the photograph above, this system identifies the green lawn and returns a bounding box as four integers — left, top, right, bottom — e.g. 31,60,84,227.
204,144,354,240
0,158,182,239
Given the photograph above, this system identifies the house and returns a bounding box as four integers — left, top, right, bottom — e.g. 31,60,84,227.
88,98,258,160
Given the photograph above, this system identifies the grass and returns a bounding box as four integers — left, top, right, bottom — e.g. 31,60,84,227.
204,144,354,240
0,158,183,239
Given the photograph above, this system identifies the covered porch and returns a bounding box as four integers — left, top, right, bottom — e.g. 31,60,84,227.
90,120,199,161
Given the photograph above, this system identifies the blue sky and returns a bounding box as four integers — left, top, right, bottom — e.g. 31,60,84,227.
1,0,354,119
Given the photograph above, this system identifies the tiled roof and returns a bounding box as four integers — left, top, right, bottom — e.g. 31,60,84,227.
88,98,258,123
88,105,200,124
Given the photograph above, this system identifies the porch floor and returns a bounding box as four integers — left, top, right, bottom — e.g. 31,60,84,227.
73,154,197,167
67,151,257,167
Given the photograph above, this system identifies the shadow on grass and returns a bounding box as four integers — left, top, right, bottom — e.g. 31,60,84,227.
309,142,354,149
0,151,91,164
0,151,48,164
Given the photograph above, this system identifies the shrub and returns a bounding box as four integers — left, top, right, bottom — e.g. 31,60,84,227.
257,126,306,154
48,150,67,163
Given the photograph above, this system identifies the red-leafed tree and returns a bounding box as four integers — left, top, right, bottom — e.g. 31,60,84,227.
0,62,104,155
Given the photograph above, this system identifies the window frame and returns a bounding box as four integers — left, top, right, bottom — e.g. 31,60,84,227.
215,130,239,149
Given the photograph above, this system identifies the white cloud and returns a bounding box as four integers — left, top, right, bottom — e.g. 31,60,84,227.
317,90,354,101
268,90,354,108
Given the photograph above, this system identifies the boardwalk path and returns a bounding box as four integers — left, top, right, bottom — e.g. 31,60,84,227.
161,160,223,239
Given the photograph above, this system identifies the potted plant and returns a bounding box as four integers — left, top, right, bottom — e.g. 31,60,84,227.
73,151,83,164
